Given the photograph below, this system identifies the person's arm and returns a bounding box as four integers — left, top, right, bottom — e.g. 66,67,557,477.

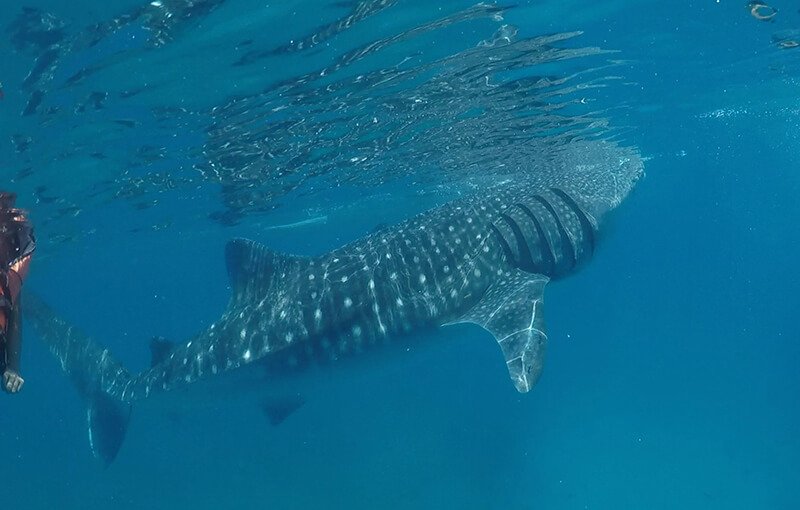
5,298,21,374
2,298,24,393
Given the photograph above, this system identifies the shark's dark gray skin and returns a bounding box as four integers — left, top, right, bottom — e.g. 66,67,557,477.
25,142,643,464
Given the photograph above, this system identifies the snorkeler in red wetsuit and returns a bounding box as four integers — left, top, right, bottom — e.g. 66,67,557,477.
0,192,35,394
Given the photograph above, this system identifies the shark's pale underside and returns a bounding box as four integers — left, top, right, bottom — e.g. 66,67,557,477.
25,142,643,464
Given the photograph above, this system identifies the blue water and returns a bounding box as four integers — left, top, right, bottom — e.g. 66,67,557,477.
2,1,798,508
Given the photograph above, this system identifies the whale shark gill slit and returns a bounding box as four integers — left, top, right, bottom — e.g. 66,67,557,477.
549,187,596,259
531,194,577,275
489,223,515,266
513,202,555,275
498,212,534,269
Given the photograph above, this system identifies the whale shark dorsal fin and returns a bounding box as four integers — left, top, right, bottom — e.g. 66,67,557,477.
453,270,550,393
225,238,310,303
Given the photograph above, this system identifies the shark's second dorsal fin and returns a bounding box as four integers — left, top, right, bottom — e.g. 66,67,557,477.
150,336,176,368
450,270,550,393
225,238,309,304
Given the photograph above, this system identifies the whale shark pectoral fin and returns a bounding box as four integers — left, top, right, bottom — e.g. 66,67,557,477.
454,270,549,393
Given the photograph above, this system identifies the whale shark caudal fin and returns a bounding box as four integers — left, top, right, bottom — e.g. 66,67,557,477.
225,238,310,304
449,270,549,393
87,391,132,466
22,293,133,465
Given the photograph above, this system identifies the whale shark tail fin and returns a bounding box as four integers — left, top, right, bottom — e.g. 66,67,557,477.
87,391,132,465
22,292,133,464
450,270,550,393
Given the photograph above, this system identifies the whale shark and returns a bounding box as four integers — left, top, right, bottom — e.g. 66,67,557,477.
25,142,643,464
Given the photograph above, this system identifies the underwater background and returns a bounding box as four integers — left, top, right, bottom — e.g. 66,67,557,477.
1,0,798,508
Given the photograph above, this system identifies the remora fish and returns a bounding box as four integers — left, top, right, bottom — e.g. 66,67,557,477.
25,143,643,464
